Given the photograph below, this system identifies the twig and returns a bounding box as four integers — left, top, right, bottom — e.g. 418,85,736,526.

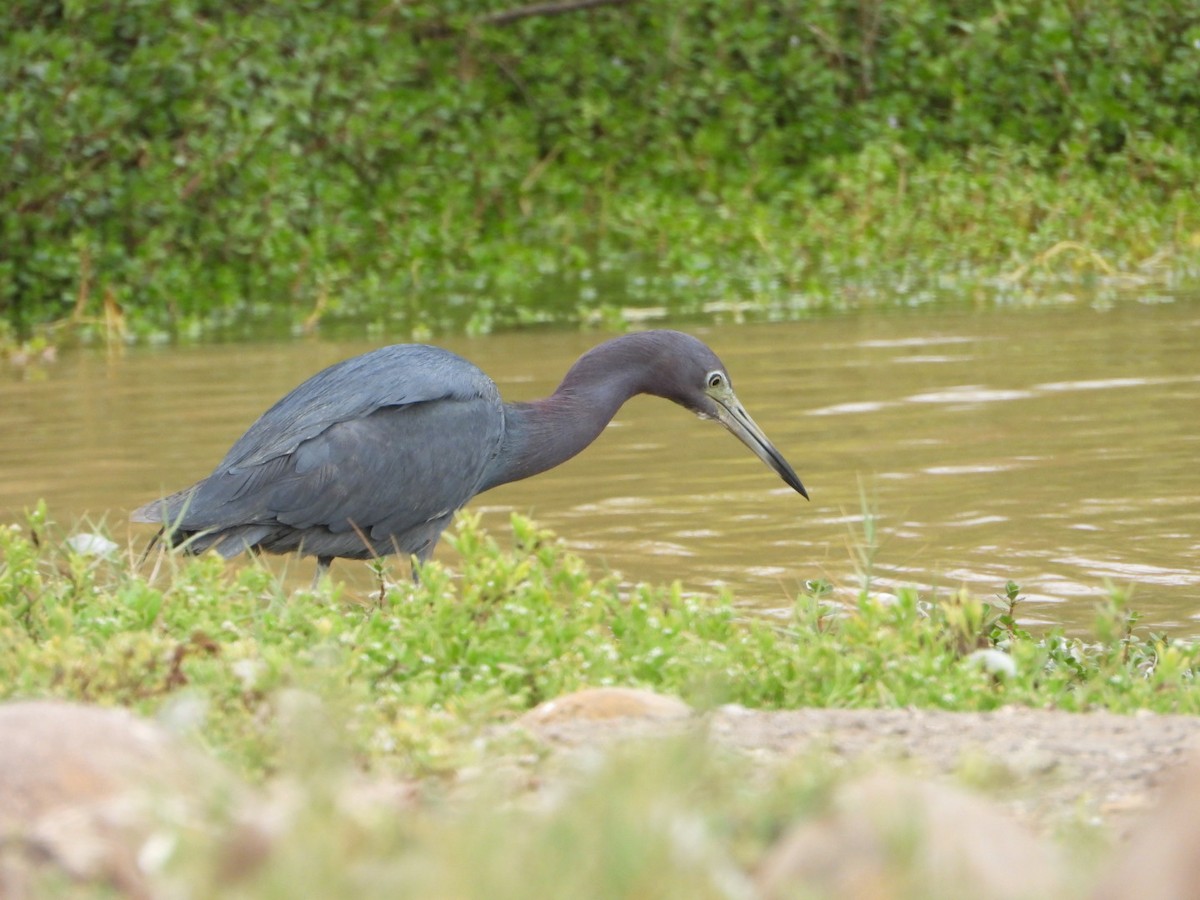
479,0,635,27
421,0,636,38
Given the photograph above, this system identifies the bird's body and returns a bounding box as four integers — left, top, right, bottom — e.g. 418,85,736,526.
134,330,807,575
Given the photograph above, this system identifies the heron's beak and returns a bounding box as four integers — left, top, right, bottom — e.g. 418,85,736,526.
714,395,809,499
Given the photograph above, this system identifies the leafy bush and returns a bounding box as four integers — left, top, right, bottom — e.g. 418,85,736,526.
3,1,1200,338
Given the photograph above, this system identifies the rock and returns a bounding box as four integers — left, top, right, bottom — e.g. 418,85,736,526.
756,771,1067,900
0,700,240,897
519,688,692,728
1094,753,1200,900
64,533,120,558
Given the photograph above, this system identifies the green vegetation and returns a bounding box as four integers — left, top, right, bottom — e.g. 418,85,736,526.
5,1,1200,343
6,5,1197,887
0,506,1181,894
2,506,1196,778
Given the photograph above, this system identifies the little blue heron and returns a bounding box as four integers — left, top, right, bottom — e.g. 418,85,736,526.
133,330,807,579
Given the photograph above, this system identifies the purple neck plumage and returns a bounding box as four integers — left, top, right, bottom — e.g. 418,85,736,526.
478,333,691,492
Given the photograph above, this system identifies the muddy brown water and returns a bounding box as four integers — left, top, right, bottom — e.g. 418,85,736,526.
2,301,1198,633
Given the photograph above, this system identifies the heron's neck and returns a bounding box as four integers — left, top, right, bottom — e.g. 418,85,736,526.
479,362,647,492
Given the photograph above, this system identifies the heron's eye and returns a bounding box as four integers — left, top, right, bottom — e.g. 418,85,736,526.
707,372,725,389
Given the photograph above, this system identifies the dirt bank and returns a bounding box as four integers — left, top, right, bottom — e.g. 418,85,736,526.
525,702,1200,836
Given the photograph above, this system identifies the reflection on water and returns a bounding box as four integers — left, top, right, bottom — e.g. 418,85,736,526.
2,299,1198,634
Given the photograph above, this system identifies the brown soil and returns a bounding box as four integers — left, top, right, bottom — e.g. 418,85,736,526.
525,702,1200,837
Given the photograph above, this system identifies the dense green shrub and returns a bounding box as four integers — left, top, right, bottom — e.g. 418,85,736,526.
3,1,1199,339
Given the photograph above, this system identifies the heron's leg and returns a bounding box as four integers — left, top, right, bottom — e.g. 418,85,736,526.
401,517,451,586
312,556,332,590
410,540,440,585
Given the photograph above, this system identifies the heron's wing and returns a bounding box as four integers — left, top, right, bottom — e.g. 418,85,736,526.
218,344,499,471
173,395,504,552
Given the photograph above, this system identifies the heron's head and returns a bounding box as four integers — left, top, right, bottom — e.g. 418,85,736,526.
642,331,809,499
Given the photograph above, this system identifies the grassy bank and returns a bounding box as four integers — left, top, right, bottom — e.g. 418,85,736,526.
2,506,1197,778
6,505,1197,895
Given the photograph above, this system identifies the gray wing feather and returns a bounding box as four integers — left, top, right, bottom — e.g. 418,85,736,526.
169,398,501,556
133,344,504,559
219,344,495,471
269,399,499,538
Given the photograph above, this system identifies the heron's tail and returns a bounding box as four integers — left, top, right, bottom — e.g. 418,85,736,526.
130,485,200,525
